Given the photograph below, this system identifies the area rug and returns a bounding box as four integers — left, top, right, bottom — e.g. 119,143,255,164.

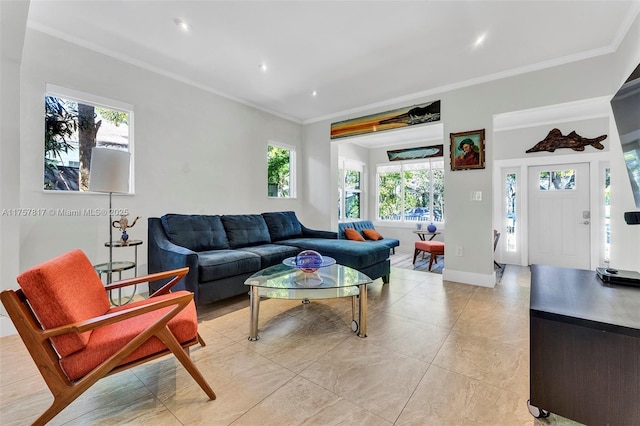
390,251,506,282
390,251,444,273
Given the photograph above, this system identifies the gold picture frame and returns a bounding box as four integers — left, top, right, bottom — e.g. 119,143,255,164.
450,129,485,171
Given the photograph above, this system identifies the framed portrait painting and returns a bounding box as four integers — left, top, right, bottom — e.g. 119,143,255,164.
450,129,485,171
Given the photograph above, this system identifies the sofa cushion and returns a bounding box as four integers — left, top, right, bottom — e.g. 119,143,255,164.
59,291,197,381
237,244,300,269
197,250,261,282
344,228,365,241
222,215,271,248
261,211,303,241
161,214,229,251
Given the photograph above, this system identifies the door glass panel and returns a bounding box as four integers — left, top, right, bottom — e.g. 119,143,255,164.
505,173,517,252
538,170,575,190
604,167,611,262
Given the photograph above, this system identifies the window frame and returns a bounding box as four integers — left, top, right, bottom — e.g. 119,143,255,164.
44,84,134,194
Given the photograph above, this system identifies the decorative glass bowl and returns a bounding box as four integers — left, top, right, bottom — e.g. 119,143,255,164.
282,251,336,272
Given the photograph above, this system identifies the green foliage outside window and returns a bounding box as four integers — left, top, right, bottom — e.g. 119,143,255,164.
378,172,402,220
268,145,291,197
96,107,128,126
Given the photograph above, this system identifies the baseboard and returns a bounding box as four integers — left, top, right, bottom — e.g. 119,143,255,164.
1,315,17,337
442,268,496,288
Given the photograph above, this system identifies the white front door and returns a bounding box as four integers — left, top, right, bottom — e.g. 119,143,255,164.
528,163,591,269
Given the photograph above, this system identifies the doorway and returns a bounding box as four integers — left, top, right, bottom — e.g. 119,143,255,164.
528,163,591,269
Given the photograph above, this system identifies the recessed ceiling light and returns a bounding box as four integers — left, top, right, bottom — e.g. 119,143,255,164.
473,33,487,48
312,90,318,97
174,18,191,32
258,63,268,72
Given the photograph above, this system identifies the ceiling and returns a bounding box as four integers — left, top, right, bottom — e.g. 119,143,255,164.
27,1,640,125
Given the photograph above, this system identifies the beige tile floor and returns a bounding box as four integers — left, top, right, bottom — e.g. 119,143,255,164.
0,264,583,425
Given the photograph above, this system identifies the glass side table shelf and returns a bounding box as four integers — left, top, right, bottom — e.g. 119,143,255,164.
95,240,143,306
94,261,136,306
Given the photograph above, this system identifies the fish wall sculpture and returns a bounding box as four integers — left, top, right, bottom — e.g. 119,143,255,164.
526,128,607,153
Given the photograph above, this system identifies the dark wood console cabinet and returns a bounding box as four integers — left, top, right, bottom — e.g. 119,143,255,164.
530,265,640,425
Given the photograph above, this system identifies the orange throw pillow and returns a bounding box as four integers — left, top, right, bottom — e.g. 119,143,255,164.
344,228,365,241
362,229,383,241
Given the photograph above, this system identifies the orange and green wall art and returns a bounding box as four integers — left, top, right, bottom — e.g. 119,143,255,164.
330,100,440,139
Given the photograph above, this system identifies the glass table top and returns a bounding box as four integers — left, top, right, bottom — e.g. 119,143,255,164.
94,261,136,273
244,262,372,300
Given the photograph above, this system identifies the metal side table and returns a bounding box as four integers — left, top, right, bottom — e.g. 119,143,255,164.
95,239,143,305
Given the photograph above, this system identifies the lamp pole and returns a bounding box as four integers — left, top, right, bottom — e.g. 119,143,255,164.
108,191,113,268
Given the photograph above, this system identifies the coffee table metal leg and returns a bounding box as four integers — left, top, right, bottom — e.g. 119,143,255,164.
357,283,367,338
351,295,358,333
248,285,260,341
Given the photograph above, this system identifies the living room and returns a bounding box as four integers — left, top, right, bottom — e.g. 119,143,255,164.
2,1,640,424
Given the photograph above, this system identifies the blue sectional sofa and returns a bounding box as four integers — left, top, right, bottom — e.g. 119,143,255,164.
148,211,390,306
338,220,400,254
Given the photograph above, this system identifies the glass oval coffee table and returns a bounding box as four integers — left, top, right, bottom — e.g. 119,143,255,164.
244,260,372,341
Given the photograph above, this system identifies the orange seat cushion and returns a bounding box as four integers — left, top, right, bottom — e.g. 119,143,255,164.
17,249,111,357
415,240,445,255
59,291,198,381
362,229,384,241
344,228,365,241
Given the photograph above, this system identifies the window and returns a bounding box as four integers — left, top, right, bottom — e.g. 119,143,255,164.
338,160,363,220
377,159,444,223
44,85,133,191
267,142,296,198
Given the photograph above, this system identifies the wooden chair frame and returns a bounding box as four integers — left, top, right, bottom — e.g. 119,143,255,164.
1,267,215,426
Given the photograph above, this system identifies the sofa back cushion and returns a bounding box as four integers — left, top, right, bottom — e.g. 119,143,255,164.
161,214,230,252
261,211,303,241
222,215,271,248
17,249,111,357
338,220,375,239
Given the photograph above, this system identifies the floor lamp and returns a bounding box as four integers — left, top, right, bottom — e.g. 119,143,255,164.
89,148,131,270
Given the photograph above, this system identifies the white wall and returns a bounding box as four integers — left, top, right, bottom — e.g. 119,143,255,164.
11,28,304,290
303,12,640,287
0,0,29,335
495,117,610,160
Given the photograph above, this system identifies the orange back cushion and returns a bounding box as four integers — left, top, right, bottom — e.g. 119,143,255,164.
344,228,365,241
362,229,383,241
17,249,110,357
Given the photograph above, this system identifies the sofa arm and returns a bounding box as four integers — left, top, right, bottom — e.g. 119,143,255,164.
148,218,200,301
301,224,338,239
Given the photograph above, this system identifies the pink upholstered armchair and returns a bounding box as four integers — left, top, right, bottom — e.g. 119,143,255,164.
1,249,215,425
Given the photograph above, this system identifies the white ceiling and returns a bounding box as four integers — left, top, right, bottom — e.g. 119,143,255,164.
27,1,640,126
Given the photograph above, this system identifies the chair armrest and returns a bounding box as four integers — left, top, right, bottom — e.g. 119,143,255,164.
105,267,188,297
39,291,193,340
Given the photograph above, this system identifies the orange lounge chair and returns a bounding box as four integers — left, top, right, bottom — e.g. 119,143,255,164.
1,249,215,425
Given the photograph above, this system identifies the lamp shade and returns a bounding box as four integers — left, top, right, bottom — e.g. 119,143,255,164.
89,148,130,194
